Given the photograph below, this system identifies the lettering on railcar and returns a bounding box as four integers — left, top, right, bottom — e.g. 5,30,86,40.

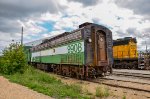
67,42,82,53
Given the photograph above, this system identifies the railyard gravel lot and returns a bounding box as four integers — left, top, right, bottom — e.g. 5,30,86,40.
0,76,53,99
113,69,150,75
58,76,150,99
0,69,150,99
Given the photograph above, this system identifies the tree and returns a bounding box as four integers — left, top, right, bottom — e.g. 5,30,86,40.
0,42,27,74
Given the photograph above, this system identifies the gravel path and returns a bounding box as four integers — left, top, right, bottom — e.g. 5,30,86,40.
0,76,53,99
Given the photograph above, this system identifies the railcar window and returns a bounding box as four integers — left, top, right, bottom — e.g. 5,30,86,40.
48,42,51,47
59,38,61,44
69,34,72,40
67,34,70,40
75,33,78,39
70,34,73,40
67,35,70,41
51,41,54,45
64,36,66,42
100,37,103,41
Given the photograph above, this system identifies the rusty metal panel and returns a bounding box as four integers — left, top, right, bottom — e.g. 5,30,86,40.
83,26,94,66
96,31,107,65
106,29,113,65
84,24,113,67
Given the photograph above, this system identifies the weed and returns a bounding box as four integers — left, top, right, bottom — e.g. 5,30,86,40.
122,95,126,99
82,86,93,95
95,85,109,98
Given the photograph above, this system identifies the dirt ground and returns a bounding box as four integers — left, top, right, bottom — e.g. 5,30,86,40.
0,74,149,99
0,76,53,99
55,75,150,99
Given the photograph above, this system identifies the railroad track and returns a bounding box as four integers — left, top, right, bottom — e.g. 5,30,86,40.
59,75,150,98
50,71,150,94
113,71,150,80
95,71,150,93
60,75,150,93
101,77,150,85
89,78,150,95
90,80,150,93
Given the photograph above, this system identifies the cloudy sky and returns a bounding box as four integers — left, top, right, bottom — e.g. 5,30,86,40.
0,0,150,53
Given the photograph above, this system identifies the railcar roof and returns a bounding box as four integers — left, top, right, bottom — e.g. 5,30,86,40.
113,37,137,46
33,22,111,47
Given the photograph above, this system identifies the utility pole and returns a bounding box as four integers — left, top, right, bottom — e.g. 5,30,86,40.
21,26,23,45
145,41,147,52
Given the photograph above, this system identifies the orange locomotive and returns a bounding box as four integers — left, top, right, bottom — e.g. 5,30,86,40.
113,37,138,69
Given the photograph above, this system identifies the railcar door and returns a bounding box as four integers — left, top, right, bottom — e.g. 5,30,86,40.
96,31,107,65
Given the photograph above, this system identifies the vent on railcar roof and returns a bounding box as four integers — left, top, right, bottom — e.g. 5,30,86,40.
42,39,49,43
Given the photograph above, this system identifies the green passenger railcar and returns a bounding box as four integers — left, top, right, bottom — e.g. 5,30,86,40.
28,22,113,79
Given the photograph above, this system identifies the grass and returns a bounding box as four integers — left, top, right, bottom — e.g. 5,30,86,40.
95,85,109,98
3,67,90,99
122,95,126,99
82,86,93,96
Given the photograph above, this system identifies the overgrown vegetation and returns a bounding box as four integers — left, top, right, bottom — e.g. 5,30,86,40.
4,67,89,99
0,42,111,99
0,43,90,98
95,85,109,98
0,43,27,74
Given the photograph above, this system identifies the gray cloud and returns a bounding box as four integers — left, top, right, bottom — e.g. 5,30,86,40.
0,0,66,33
116,27,150,50
115,29,129,38
126,27,150,40
144,28,150,33
141,37,150,51
126,28,136,34
0,17,21,33
115,0,150,17
0,0,67,50
0,0,66,20
126,28,138,37
68,0,101,7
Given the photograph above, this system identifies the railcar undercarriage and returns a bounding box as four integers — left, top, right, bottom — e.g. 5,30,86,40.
30,62,112,79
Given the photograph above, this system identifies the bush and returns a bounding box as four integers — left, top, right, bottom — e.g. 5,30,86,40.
0,43,27,74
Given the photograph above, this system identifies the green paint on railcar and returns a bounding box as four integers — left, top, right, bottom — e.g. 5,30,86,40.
32,52,84,65
24,46,32,62
32,57,40,62
31,40,85,65
61,52,84,65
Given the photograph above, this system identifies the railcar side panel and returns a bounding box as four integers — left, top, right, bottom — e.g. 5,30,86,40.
24,46,32,62
31,40,85,65
113,40,138,59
